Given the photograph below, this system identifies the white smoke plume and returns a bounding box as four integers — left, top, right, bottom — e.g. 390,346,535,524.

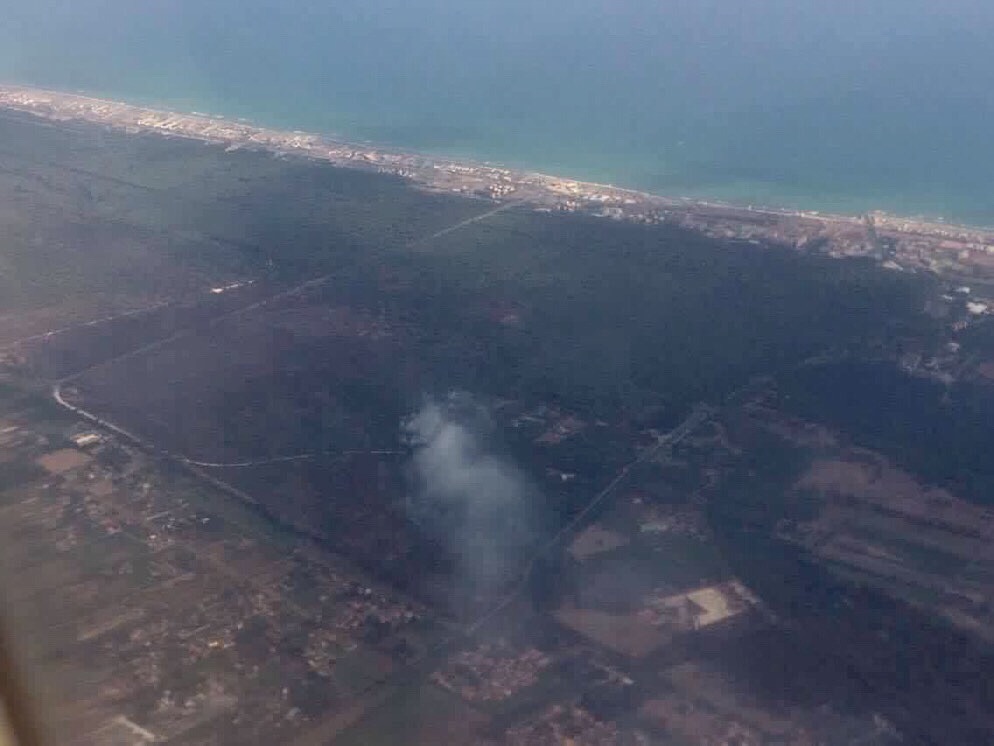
403,392,538,606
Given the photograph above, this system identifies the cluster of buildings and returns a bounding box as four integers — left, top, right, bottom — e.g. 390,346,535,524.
634,501,709,541
332,582,422,637
534,413,587,445
504,703,625,746
431,641,551,703
638,693,767,746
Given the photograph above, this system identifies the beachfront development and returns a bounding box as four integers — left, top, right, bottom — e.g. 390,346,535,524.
3,83,994,287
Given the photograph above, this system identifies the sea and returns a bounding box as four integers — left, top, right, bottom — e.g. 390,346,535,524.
2,0,993,225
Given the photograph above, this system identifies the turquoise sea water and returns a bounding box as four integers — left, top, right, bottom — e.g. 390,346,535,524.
2,0,993,224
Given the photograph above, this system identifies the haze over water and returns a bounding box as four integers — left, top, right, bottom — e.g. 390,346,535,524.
3,0,993,224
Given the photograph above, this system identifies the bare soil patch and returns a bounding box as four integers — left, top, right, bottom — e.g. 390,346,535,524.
36,448,91,475
554,605,668,658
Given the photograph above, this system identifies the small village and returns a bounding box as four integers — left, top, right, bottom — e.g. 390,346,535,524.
0,403,434,745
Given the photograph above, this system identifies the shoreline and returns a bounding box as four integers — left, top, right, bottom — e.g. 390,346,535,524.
2,83,994,284
23,81,989,232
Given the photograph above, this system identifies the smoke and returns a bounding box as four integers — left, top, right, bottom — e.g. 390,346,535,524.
403,392,539,606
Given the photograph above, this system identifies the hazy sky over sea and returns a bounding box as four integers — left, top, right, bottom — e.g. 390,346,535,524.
2,1,993,221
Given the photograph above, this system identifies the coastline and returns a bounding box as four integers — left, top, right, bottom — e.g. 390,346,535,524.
2,83,994,285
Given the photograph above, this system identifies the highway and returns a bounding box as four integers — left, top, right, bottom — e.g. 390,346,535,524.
53,383,401,468
53,382,151,452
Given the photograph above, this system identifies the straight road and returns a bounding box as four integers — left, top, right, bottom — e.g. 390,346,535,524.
0,301,172,352
407,199,521,248
182,450,403,468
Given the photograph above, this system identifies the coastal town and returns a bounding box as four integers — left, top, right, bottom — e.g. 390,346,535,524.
3,84,994,288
